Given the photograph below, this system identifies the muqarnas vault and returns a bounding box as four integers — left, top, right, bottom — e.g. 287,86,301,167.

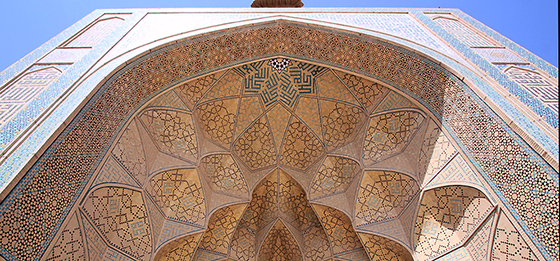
0,6,557,261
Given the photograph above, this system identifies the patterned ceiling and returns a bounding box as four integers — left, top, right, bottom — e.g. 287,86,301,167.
43,57,504,260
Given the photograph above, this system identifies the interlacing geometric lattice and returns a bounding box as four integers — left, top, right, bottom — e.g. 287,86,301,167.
146,169,206,226
281,120,325,169
200,154,249,197
45,212,85,261
229,225,256,260
233,116,277,170
414,186,493,260
321,100,366,149
197,99,238,148
310,156,361,198
111,119,147,185
240,170,278,231
303,224,332,260
313,204,364,255
198,204,246,255
175,71,224,108
336,70,388,110
140,109,198,160
355,170,420,226
258,221,303,261
3,20,555,261
278,171,321,231
363,111,424,163
154,233,202,261
82,187,152,260
358,233,413,261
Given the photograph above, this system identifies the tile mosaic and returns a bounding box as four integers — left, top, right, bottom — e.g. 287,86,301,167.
37,48,91,64
82,186,152,260
0,17,556,261
157,220,201,249
433,18,498,47
154,232,202,260
0,67,62,128
140,109,198,162
266,104,291,150
313,204,364,255
471,47,527,64
303,224,332,260
363,111,424,164
464,211,495,261
371,90,419,115
414,186,493,260
199,154,249,197
234,96,263,139
358,219,410,248
425,154,486,192
45,211,86,261
145,168,205,226
228,225,256,260
198,204,246,255
92,156,140,188
358,232,413,261
310,156,360,199
505,67,558,112
435,247,473,261
65,17,125,48
111,119,147,186
492,211,539,261
234,116,276,170
355,170,419,226
415,11,558,130
146,90,190,111
452,10,557,79
197,98,239,148
258,221,303,261
295,97,323,141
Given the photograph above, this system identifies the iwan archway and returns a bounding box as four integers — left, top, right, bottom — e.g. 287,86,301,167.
0,19,556,261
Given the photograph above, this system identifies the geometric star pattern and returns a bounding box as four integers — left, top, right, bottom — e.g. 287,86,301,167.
355,170,419,226
3,19,554,261
414,186,493,260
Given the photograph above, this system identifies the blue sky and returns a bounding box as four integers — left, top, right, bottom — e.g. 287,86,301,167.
0,0,557,72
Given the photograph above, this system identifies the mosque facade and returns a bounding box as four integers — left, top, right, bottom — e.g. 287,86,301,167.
0,6,557,261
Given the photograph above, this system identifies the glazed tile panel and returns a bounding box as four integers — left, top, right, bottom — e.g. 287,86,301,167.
417,11,558,129
505,67,558,112
471,48,527,64
0,20,556,260
432,18,498,47
0,68,62,127
0,14,132,159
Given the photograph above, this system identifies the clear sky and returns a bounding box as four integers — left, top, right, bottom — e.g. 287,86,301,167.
0,0,558,72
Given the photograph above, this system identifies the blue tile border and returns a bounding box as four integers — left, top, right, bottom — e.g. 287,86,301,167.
410,10,558,130
0,10,103,87
0,11,147,192
452,9,558,79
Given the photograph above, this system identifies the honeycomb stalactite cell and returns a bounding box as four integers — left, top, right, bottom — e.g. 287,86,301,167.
3,17,555,261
